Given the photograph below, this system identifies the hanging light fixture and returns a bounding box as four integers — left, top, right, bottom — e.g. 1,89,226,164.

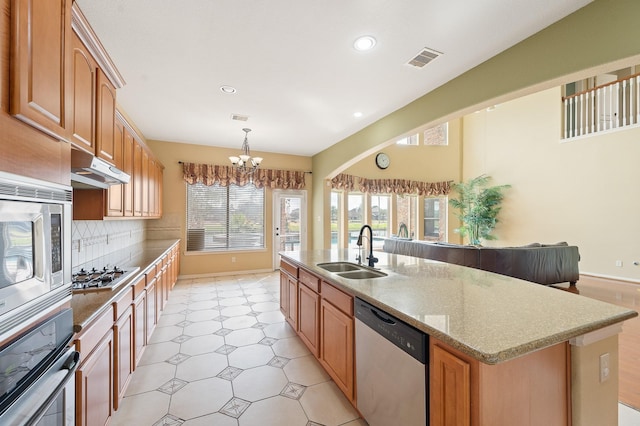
229,128,263,173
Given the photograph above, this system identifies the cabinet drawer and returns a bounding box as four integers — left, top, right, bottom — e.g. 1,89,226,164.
322,282,353,316
299,269,320,293
75,305,114,360
280,258,298,279
113,287,133,320
131,275,146,298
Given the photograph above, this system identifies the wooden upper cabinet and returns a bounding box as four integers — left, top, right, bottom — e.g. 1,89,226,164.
70,32,97,153
106,119,125,217
133,141,144,217
123,126,135,217
10,0,73,142
96,70,117,165
141,149,149,216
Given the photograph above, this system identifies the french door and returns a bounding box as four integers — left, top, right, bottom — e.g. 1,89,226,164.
273,190,307,269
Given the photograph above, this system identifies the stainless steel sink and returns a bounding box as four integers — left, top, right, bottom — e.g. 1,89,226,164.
337,269,387,279
317,262,387,279
317,262,362,273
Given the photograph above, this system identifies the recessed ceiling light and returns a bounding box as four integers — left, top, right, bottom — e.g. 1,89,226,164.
353,112,363,118
353,35,376,51
220,85,237,94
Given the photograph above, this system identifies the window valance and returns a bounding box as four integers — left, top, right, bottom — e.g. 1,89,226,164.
182,162,306,189
330,173,451,196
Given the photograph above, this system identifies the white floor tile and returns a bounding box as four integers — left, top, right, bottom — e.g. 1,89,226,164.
169,377,233,420
619,403,640,426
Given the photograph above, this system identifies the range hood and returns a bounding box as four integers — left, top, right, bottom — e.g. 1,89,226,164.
70,149,130,189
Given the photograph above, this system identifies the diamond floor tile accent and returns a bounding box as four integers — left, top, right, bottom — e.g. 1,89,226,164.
259,337,278,346
215,344,237,355
157,378,188,395
217,366,244,381
214,328,234,336
251,322,269,329
175,320,193,328
219,397,251,418
171,335,192,344
267,356,290,368
281,382,306,400
153,414,184,426
212,315,230,322
166,353,191,365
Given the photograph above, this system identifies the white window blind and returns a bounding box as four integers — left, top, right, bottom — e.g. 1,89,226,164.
186,183,265,251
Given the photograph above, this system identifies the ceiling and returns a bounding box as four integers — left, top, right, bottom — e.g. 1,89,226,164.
76,0,593,157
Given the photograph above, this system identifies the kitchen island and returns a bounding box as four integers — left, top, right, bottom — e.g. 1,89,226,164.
280,249,637,426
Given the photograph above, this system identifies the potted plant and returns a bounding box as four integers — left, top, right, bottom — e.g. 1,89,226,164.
448,174,510,246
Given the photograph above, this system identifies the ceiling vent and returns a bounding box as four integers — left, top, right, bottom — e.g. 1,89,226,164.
406,47,442,68
231,113,249,121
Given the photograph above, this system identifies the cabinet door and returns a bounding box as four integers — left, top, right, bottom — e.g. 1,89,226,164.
141,149,150,216
431,344,471,426
298,283,320,357
122,125,135,217
106,119,125,217
76,331,113,426
146,279,157,342
10,0,72,142
70,32,97,152
133,291,146,365
286,276,298,330
133,141,143,216
96,70,117,165
320,299,354,401
114,306,133,410
279,272,289,316
148,158,156,217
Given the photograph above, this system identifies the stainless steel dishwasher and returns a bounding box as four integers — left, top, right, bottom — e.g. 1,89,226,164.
355,297,428,426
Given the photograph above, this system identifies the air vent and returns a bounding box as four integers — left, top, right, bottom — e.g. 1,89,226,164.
231,114,249,122
0,182,72,202
407,47,442,68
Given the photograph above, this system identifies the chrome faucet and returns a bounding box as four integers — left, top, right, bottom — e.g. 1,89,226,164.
357,225,378,268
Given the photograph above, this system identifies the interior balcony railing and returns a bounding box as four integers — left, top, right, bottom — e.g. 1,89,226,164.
563,72,640,139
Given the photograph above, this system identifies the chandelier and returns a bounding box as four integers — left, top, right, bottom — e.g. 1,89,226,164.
229,128,263,174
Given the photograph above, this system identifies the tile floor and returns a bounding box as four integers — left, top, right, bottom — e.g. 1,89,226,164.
111,272,365,426
111,271,640,426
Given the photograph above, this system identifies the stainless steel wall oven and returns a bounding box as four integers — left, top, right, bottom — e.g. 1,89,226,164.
0,309,78,425
0,171,72,341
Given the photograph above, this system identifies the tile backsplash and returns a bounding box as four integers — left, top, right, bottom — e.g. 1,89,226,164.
72,220,146,269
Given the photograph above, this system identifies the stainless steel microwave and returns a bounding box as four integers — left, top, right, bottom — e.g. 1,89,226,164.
0,171,72,341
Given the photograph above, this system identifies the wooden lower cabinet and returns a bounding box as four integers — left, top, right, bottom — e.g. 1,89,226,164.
429,337,569,426
287,276,298,330
431,342,471,426
298,283,320,357
133,290,146,365
146,277,157,343
113,305,133,411
74,304,114,426
319,297,354,402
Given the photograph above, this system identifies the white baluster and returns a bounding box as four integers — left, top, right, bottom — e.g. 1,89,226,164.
622,80,627,127
580,93,585,135
636,76,640,124
570,97,575,138
587,90,592,134
596,87,601,132
631,78,636,125
563,98,568,139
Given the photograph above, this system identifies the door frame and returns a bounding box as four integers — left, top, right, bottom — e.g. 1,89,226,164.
273,190,307,270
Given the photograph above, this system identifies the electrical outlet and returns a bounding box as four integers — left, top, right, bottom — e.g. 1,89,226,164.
615,260,623,267
231,256,236,263
600,353,610,382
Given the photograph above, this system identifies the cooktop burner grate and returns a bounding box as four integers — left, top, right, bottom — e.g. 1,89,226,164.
72,266,140,292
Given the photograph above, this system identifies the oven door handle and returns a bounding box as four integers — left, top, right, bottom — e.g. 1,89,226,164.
25,349,79,426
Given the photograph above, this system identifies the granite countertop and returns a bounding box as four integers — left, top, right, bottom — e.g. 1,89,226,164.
282,249,638,364
71,239,180,332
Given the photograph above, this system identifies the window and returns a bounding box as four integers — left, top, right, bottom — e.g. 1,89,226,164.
348,193,364,246
424,123,448,146
396,133,419,145
370,194,390,249
396,195,417,239
186,183,264,251
424,196,447,242
330,191,340,249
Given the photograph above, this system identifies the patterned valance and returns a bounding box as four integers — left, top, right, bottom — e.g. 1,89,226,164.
182,162,306,190
330,173,451,196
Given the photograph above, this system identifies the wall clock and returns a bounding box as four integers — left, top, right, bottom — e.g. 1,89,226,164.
375,152,390,170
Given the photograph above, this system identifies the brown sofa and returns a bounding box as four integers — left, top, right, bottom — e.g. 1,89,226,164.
382,239,580,286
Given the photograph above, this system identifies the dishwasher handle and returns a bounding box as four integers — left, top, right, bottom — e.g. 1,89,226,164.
370,308,396,325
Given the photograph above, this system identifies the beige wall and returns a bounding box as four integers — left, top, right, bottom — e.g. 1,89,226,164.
312,0,640,251
147,139,312,276
340,119,463,243
462,87,640,279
